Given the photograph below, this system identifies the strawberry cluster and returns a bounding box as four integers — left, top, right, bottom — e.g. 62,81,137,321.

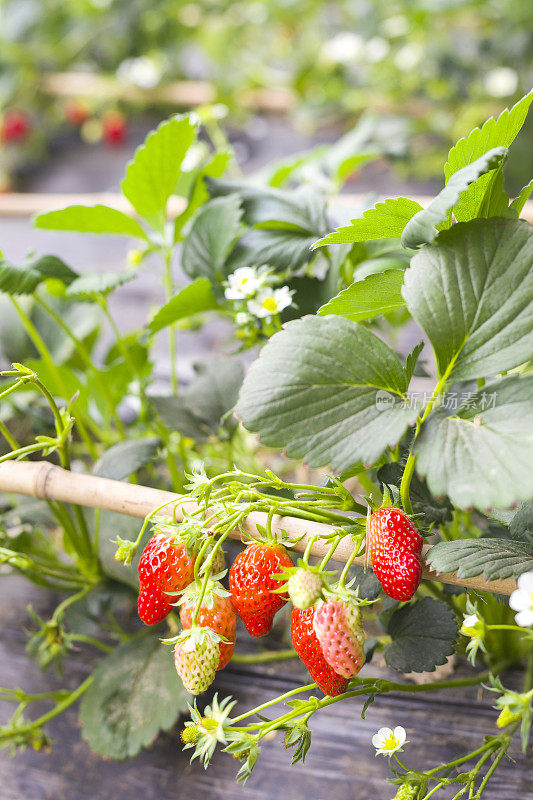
135,503,422,698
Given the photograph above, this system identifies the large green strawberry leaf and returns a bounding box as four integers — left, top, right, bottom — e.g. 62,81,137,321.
93,437,161,480
152,357,243,442
317,270,406,322
122,115,197,232
236,315,420,472
385,598,458,673
65,271,135,299
182,195,243,281
401,147,506,249
34,204,149,240
426,538,533,581
414,375,533,511
313,197,422,248
80,636,188,759
148,278,220,333
0,254,78,295
444,91,533,222
403,218,533,381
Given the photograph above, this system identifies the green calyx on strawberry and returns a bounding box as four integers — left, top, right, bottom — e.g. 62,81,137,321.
229,531,294,637
173,626,222,695
368,504,423,602
178,580,236,670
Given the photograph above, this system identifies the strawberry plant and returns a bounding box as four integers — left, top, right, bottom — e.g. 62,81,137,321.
0,93,532,799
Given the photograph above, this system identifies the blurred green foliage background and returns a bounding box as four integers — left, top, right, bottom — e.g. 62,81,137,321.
0,0,532,184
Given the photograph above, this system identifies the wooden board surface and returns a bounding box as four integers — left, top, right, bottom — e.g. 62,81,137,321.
0,575,530,800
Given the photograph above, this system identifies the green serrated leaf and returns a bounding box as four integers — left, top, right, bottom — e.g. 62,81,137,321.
444,91,533,221
79,636,187,760
511,179,533,216
174,150,231,243
236,315,421,472
65,271,135,299
401,147,506,249
313,197,423,248
152,357,243,442
414,375,533,511
426,538,533,581
148,278,220,334
122,115,197,231
317,269,405,322
34,204,149,240
0,254,78,296
182,195,242,281
93,437,161,480
403,218,533,381
385,598,458,673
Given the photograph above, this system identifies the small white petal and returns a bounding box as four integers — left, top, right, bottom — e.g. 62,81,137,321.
462,613,479,628
515,609,533,628
371,733,384,748
510,589,532,612
517,572,533,592
393,726,406,745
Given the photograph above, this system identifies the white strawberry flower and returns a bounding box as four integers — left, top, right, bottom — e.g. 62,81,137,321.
224,267,264,300
372,726,408,756
247,285,294,319
509,571,533,627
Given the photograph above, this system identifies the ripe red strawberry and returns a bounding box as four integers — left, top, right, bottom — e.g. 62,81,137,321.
174,627,219,695
368,506,423,601
313,598,365,679
102,110,127,146
179,581,236,669
229,542,293,636
137,532,195,625
1,110,30,143
291,607,348,696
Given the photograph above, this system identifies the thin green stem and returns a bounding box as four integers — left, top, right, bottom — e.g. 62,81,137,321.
9,296,96,455
231,648,297,665
400,363,455,514
35,295,125,435
163,248,178,394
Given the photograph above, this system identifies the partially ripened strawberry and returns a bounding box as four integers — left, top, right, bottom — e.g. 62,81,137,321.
291,606,348,696
229,542,293,636
174,627,219,695
313,598,365,679
65,99,89,126
368,507,423,601
179,580,236,669
137,532,195,625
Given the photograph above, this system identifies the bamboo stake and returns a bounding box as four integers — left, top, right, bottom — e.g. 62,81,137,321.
1,192,532,224
0,461,517,596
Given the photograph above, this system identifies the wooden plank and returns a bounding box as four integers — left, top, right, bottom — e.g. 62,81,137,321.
41,71,296,113
0,575,527,800
0,461,518,596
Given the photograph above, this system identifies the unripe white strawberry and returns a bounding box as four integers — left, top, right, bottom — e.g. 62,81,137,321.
174,627,219,695
288,568,323,609
313,598,365,679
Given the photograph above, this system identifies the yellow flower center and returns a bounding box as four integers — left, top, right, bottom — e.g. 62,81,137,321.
381,734,399,751
262,297,278,312
201,717,219,733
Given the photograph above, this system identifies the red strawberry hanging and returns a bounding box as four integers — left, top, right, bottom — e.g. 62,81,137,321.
137,532,195,624
291,606,349,697
313,597,365,679
368,506,423,601
229,541,293,636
